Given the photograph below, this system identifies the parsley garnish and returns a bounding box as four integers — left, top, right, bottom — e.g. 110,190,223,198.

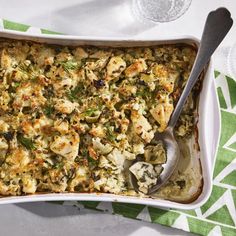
13,82,21,88
83,108,98,117
18,63,38,78
67,83,84,102
105,124,116,142
87,156,98,168
136,86,150,99
44,104,54,117
61,60,79,73
17,134,35,150
54,162,64,169
80,149,98,167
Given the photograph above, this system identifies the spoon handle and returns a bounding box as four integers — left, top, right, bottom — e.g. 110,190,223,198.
168,8,233,128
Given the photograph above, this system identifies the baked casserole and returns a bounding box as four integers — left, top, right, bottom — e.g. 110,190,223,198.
0,39,202,202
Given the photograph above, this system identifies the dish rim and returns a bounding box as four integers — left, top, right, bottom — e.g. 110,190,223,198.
0,30,221,209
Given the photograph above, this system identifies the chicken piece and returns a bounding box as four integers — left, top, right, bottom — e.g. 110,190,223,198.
68,166,90,191
50,132,80,161
54,119,69,134
33,115,54,135
22,175,37,194
21,120,36,138
54,99,76,114
107,148,125,169
86,50,110,70
0,48,12,69
125,59,147,77
92,137,113,155
73,47,88,60
13,83,46,109
106,56,126,79
153,64,169,78
85,68,98,81
150,103,173,132
89,125,106,138
6,148,30,167
0,91,10,111
131,111,154,143
30,44,55,66
0,137,8,158
0,120,9,132
53,78,76,94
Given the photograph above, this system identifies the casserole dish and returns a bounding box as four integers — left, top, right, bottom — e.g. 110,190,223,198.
0,30,220,209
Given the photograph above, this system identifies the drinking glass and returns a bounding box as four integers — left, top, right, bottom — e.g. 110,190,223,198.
132,0,192,23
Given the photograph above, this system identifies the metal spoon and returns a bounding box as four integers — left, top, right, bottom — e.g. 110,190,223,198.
130,8,233,195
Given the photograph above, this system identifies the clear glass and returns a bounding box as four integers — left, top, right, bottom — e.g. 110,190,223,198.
132,0,192,23
227,43,236,78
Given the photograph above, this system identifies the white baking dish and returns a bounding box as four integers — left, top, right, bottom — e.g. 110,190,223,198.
0,30,221,209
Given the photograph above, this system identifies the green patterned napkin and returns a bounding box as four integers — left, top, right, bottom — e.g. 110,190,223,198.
1,19,235,236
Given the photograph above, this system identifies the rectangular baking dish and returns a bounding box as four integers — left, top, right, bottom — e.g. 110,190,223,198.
0,30,221,209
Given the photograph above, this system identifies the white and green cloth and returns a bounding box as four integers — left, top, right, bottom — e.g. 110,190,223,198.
0,19,235,236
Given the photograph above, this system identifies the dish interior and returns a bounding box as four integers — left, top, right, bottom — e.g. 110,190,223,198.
0,36,214,207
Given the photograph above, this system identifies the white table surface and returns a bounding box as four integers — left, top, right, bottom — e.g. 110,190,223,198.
0,1,235,236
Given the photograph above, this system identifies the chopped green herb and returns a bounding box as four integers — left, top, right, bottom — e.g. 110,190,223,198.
31,76,38,83
81,149,89,158
17,134,35,150
67,83,84,102
61,60,79,72
136,86,150,99
13,82,20,88
87,156,98,168
54,162,64,169
105,125,116,142
44,104,54,117
83,108,98,117
18,63,38,78
80,148,98,167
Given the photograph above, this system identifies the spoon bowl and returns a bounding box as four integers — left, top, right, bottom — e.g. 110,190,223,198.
130,127,180,194
147,128,180,194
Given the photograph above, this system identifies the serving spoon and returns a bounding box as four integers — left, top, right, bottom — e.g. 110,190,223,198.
130,8,233,195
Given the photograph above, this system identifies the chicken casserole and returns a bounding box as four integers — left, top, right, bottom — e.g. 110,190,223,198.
0,39,202,201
